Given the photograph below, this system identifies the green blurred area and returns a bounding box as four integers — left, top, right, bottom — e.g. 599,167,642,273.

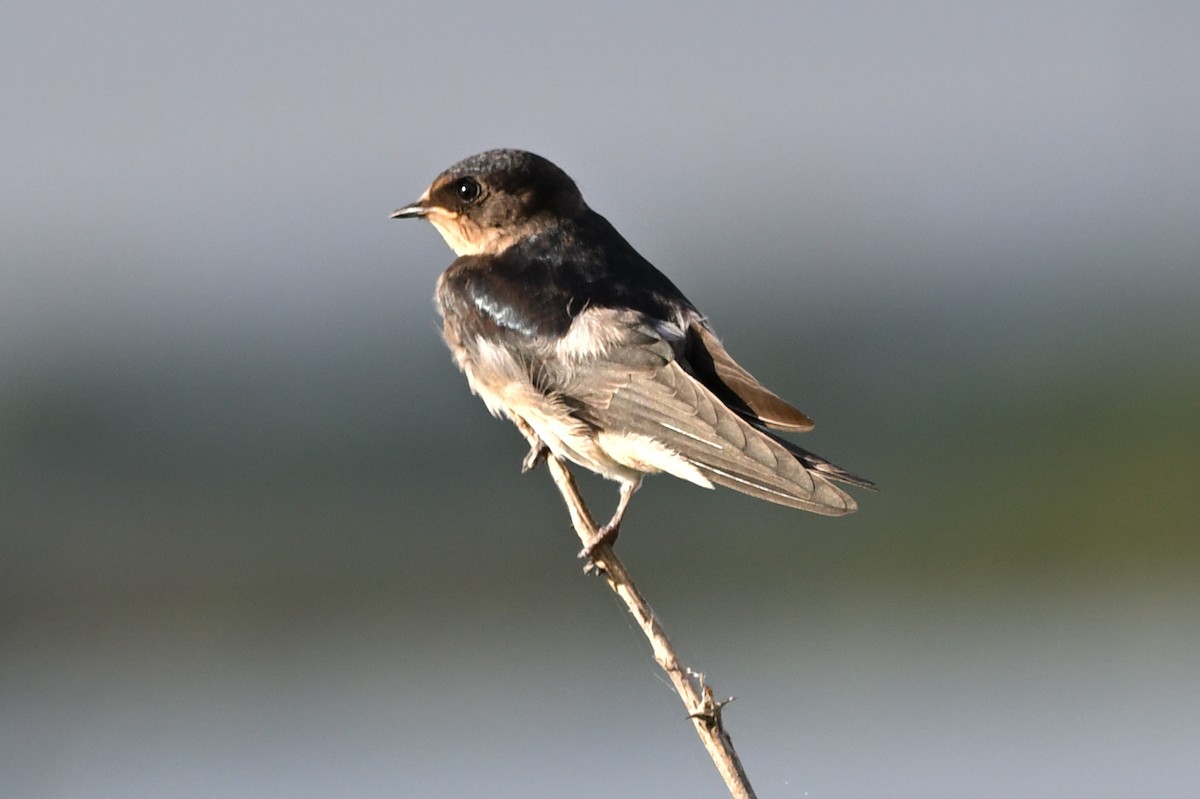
3,269,1195,607
3,257,1198,799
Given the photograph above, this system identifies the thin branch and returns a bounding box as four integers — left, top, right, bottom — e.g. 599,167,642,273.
540,453,757,799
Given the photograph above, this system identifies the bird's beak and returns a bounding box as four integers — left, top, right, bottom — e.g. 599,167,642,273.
390,200,430,220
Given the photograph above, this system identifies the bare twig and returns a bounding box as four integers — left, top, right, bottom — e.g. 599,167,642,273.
540,452,757,799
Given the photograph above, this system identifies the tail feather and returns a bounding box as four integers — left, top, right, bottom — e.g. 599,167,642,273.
768,434,876,490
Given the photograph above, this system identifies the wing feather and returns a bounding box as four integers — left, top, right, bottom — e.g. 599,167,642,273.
546,310,857,515
599,361,855,514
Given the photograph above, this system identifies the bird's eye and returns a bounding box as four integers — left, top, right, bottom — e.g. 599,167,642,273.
454,177,481,203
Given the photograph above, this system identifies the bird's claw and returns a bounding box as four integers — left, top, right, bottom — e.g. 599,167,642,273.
577,522,620,562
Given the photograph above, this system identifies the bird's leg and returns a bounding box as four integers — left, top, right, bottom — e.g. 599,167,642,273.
512,418,549,473
579,478,641,560
521,442,550,473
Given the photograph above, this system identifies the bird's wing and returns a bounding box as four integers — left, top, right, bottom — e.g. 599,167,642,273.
545,308,857,515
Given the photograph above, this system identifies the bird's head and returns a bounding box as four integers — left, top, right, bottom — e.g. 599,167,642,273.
391,149,586,257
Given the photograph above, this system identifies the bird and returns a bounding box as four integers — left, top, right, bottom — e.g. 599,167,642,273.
391,149,871,555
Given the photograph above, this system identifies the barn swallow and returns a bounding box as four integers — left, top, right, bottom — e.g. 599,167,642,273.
392,149,871,554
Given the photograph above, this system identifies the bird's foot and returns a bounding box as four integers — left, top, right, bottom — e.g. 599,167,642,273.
521,443,550,473
577,521,620,563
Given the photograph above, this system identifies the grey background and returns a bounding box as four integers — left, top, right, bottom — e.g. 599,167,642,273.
3,2,1199,797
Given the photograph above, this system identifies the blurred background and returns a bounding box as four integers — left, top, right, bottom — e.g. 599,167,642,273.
3,2,1198,797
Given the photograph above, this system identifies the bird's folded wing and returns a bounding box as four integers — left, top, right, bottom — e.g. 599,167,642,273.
551,315,855,515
